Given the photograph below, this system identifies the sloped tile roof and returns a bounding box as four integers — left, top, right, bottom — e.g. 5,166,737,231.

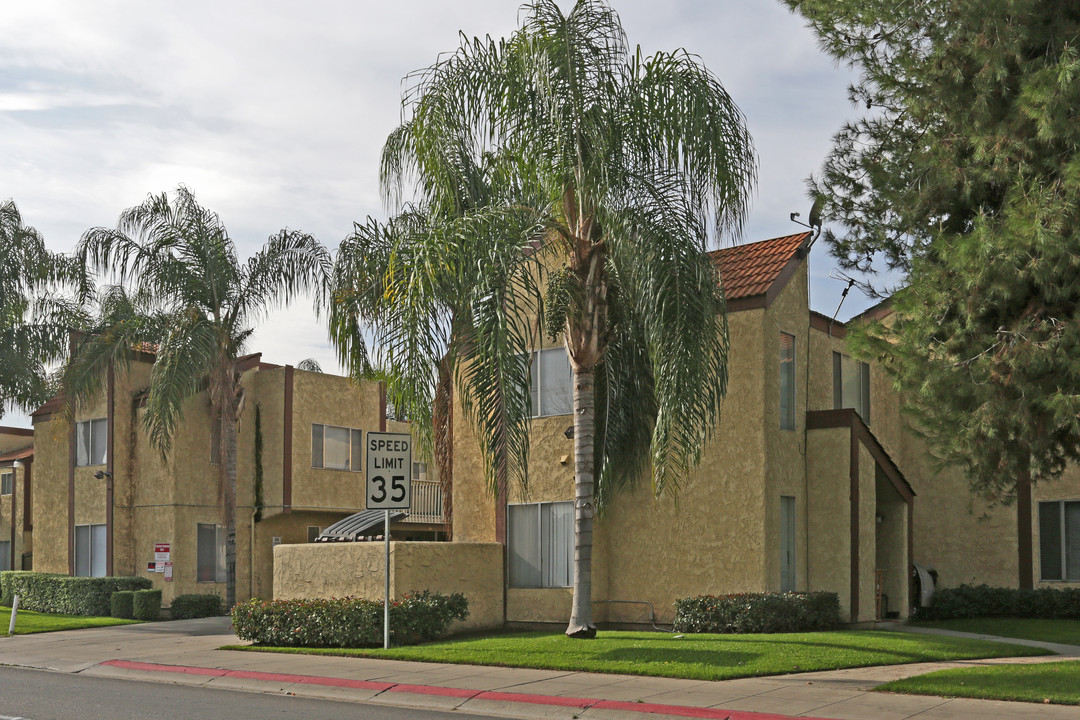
708,232,810,300
0,446,34,462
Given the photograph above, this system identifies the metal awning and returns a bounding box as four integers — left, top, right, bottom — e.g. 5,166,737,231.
315,509,406,542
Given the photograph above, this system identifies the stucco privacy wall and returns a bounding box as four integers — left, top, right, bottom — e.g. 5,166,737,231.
806,426,851,618
274,542,504,632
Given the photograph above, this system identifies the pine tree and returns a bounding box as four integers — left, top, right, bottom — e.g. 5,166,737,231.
786,0,1080,585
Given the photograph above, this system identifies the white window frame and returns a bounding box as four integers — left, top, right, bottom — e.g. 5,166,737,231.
1039,500,1080,582
508,501,574,588
526,348,574,418
75,418,108,467
197,523,227,583
0,471,12,496
74,523,107,577
780,333,796,431
310,423,363,472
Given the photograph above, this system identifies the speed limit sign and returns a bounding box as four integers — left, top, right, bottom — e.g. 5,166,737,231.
365,431,412,510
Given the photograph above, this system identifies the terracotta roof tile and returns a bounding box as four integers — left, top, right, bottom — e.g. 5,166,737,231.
708,232,810,300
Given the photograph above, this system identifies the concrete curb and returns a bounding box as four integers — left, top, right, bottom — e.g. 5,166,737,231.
99,660,830,720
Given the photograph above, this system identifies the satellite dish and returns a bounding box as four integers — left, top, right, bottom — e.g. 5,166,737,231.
808,197,825,230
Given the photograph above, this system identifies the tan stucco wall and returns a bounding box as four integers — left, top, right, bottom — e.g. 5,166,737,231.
856,444,877,623
805,427,851,618
875,470,909,617
29,417,69,574
274,541,504,632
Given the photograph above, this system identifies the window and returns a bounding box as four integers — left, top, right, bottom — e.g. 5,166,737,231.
0,541,9,572
412,462,427,480
508,501,573,587
197,523,227,582
76,418,107,467
833,352,871,423
780,495,796,592
779,333,796,430
527,348,574,417
311,424,363,471
74,523,106,577
1040,501,1080,581
0,471,11,495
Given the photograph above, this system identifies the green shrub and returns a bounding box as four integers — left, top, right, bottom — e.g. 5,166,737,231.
133,589,163,621
170,593,223,619
674,592,841,634
231,590,469,647
917,584,1080,621
111,591,135,619
0,571,151,616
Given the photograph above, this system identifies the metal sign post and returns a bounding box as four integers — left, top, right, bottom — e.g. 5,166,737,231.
365,431,412,650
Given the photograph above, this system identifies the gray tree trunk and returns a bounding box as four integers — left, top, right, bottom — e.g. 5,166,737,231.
566,366,597,638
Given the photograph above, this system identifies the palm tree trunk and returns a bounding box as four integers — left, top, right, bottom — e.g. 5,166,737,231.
566,366,597,638
223,415,238,609
434,353,453,541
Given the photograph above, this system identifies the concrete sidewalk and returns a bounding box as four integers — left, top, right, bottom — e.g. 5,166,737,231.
1,617,1079,720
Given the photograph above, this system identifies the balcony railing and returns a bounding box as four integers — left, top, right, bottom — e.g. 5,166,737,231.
403,479,444,524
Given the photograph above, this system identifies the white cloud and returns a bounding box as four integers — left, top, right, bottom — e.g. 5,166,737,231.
0,0,879,427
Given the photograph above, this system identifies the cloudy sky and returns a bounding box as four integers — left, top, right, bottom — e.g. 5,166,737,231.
1,0,880,428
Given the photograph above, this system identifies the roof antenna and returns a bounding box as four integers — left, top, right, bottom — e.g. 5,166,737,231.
791,196,825,258
827,269,858,337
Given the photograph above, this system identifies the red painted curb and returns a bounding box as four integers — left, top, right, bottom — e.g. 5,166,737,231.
99,660,830,720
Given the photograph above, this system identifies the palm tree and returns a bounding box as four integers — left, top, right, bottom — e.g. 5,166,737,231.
384,0,756,637
0,200,82,417
65,187,330,608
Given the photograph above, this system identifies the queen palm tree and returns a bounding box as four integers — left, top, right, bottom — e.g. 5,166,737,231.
65,187,330,608
383,0,756,637
0,199,82,416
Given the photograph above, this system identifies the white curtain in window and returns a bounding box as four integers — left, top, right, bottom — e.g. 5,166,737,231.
323,426,350,470
90,524,107,577
540,349,572,416
75,525,91,577
90,419,107,466
542,501,573,587
509,504,541,587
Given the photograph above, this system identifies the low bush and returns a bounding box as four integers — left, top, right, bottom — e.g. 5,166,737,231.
111,591,135,619
170,593,224,619
917,584,1080,621
674,592,841,634
133,589,163,621
231,590,469,647
0,571,151,616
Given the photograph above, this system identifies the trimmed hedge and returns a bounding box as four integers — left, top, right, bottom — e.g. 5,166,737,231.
170,593,224,619
674,592,841,634
917,584,1080,621
0,571,151,616
133,589,163,621
111,591,135,619
232,591,469,647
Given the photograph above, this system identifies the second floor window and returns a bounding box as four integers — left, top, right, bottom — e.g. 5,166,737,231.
76,418,107,467
780,333,796,431
527,348,574,417
311,423,362,471
833,352,871,423
0,471,11,495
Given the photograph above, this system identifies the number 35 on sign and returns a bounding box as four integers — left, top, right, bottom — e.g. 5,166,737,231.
365,431,412,510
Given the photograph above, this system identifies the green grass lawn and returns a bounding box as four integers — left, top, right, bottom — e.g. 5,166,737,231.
222,630,1048,682
879,660,1080,705
912,618,1080,646
0,606,140,636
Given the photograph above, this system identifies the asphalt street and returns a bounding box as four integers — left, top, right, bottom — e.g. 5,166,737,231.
0,666,503,720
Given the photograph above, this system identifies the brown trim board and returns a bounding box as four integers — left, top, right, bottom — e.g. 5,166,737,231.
283,365,294,513
22,456,32,532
